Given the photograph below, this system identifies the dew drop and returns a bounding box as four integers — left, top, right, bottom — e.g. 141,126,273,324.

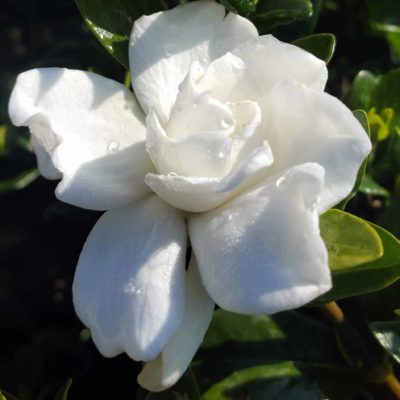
276,176,287,188
124,281,143,295
168,172,178,177
218,151,226,159
107,141,119,153
221,116,234,129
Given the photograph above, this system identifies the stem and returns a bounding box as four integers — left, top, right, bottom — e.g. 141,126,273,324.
386,374,400,399
322,301,400,400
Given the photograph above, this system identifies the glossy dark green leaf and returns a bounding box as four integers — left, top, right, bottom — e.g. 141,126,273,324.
218,0,257,14
75,0,166,68
202,362,366,400
370,321,400,364
372,69,400,132
320,209,383,271
292,33,336,63
202,362,322,400
344,70,380,111
252,0,313,29
315,223,400,303
378,192,400,238
197,310,363,400
359,174,390,197
54,379,72,400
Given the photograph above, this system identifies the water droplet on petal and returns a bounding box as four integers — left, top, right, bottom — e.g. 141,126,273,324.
168,172,178,177
221,116,234,129
276,176,287,188
107,141,119,153
218,151,226,159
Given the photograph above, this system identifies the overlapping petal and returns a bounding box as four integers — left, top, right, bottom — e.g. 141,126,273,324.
145,143,273,212
72,195,187,361
138,256,214,392
231,35,328,93
129,0,258,122
196,34,327,106
189,163,331,315
261,80,371,212
8,68,154,210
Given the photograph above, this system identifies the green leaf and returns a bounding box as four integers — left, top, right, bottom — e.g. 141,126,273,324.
0,125,7,156
315,223,400,303
344,70,380,111
0,390,19,400
75,0,166,68
202,362,323,400
201,362,366,400
377,192,400,238
252,0,313,29
197,310,363,400
320,209,383,271
359,174,390,197
0,169,39,193
218,0,257,14
372,69,400,127
292,33,336,63
54,379,72,400
370,322,400,364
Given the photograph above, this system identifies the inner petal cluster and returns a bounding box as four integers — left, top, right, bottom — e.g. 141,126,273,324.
146,60,266,181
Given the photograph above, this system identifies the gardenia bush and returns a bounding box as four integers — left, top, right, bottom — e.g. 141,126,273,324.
6,1,400,398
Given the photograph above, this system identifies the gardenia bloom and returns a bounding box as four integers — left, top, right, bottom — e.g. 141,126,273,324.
9,0,371,392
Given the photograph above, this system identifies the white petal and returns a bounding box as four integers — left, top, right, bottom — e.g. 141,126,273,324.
145,143,273,212
146,110,234,178
262,80,372,212
8,68,154,210
72,195,187,361
129,1,258,122
189,163,331,315
138,256,214,392
232,35,328,94
30,135,62,180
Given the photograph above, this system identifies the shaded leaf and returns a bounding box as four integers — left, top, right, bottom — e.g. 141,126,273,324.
344,70,380,111
218,0,257,14
0,390,19,400
370,322,400,364
75,0,166,68
377,192,400,238
372,69,400,134
202,362,322,400
0,169,39,193
320,209,383,271
196,310,363,400
54,379,72,400
252,0,313,29
0,125,7,156
292,33,336,63
359,174,390,197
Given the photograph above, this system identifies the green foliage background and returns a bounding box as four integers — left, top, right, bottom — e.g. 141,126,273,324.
0,0,399,399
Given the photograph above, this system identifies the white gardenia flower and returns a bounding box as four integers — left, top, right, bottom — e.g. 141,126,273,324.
8,0,371,392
